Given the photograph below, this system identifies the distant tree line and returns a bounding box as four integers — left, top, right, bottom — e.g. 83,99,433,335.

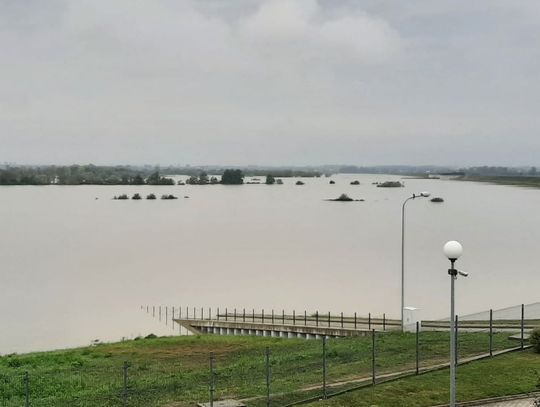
0,165,324,185
2,164,537,185
0,165,175,186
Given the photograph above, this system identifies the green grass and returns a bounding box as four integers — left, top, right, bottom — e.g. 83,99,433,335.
0,332,524,406
303,349,540,407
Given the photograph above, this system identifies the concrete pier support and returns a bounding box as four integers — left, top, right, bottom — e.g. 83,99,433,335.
173,316,380,340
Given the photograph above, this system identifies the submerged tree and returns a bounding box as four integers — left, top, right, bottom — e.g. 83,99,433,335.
221,169,244,185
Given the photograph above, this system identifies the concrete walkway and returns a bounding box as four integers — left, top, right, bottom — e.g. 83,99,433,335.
475,398,535,406
431,393,539,407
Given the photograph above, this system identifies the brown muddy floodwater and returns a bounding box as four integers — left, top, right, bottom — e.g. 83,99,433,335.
1,174,539,353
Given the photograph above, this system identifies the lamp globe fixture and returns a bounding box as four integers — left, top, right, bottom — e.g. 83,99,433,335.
443,241,463,261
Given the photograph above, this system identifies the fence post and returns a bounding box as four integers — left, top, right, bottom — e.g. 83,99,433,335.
234,308,237,321
455,315,458,366
271,310,274,324
123,361,128,407
243,308,246,323
521,304,525,350
415,321,420,375
282,310,285,324
209,307,211,320
201,307,204,320
304,310,307,326
187,306,189,320
262,309,265,324
265,347,271,407
159,306,162,322
153,306,155,318
293,310,296,325
322,336,327,400
210,353,215,407
341,312,343,328
368,312,371,330
172,307,175,329
24,371,29,407
217,307,220,321
194,307,196,320
354,312,357,329
328,311,331,328
316,311,319,327
252,309,255,322
371,329,376,386
489,309,493,357
225,308,228,321
383,313,386,331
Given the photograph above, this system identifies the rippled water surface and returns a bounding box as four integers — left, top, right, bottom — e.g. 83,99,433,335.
1,174,539,353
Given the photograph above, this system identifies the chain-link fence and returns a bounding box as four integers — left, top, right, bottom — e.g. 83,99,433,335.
1,306,537,407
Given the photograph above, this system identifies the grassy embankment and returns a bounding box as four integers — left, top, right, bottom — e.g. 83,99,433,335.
458,175,540,188
0,331,531,407
304,349,540,407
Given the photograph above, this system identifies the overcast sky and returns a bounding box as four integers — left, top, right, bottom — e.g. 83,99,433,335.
1,0,539,166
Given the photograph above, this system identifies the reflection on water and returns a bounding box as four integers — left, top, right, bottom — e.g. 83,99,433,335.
1,174,539,353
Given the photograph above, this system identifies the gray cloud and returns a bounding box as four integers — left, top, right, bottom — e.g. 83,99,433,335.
1,0,539,166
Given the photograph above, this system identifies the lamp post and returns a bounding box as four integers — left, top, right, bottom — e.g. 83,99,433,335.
443,240,468,407
401,191,430,330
